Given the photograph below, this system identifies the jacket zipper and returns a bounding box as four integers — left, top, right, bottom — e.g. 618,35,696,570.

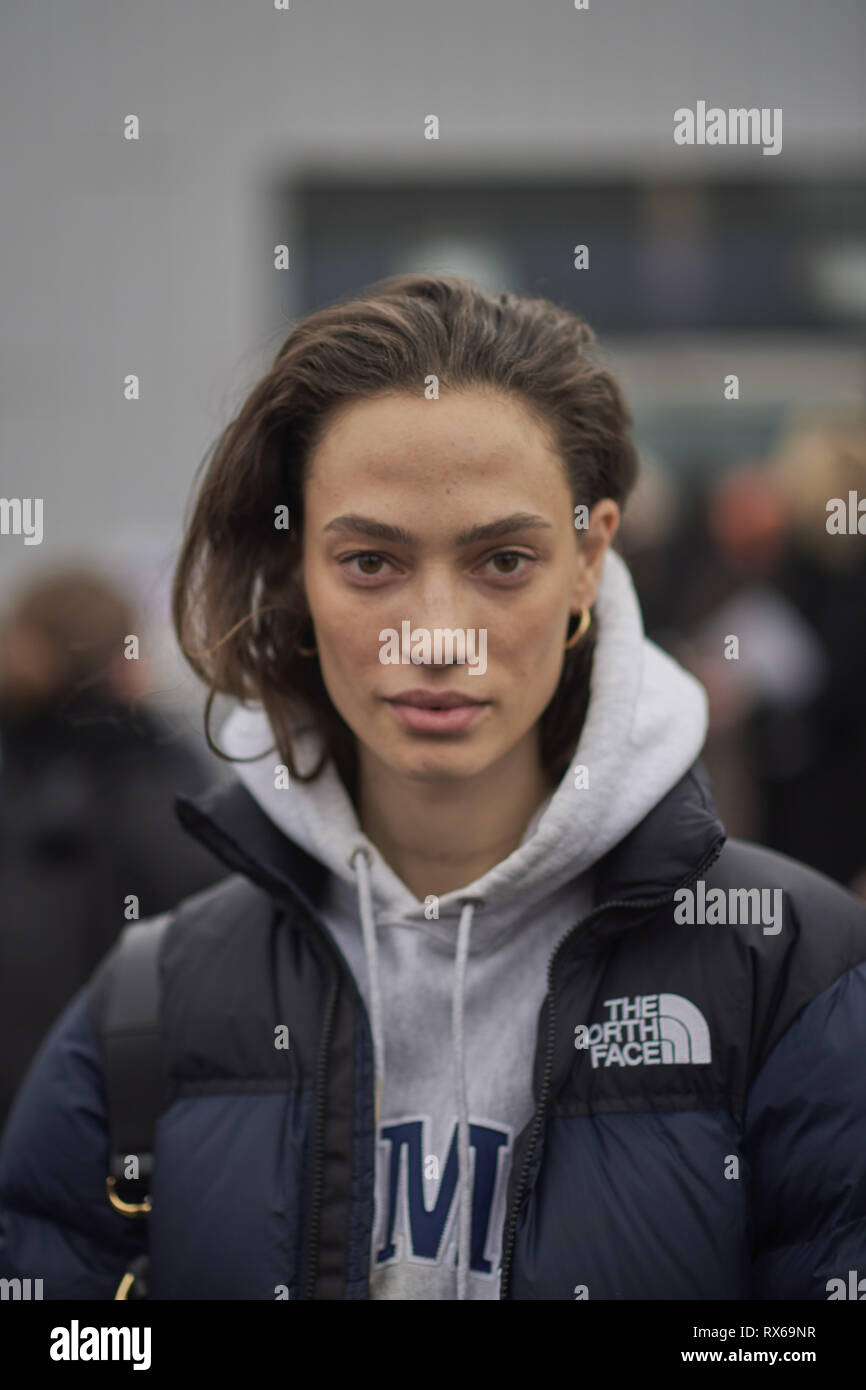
261,885,371,1301
498,835,725,1299
302,969,340,1300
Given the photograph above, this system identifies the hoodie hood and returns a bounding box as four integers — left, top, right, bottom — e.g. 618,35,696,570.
217,545,709,1301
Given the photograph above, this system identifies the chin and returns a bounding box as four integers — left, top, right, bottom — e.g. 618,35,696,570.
377,736,500,785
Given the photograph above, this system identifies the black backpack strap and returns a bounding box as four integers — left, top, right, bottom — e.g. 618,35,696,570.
98,912,172,1219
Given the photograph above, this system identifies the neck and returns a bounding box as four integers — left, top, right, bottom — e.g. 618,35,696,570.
357,731,552,901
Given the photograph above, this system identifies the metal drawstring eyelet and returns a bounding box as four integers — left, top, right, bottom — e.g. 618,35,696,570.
348,844,374,871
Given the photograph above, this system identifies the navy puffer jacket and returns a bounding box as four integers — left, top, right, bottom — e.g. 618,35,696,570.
1,762,865,1300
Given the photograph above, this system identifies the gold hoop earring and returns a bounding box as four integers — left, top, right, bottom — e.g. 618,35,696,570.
564,607,591,651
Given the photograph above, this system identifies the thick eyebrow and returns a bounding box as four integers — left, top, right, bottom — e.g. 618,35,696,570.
323,515,415,544
322,512,552,546
455,514,552,545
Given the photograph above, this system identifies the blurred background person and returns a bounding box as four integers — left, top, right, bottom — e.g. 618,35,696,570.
758,411,866,893
653,461,825,849
0,569,227,1133
642,412,866,898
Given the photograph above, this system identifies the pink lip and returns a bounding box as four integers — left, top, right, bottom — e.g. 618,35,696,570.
384,689,490,734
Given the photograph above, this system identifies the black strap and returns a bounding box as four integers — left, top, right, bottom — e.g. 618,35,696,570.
101,912,172,1216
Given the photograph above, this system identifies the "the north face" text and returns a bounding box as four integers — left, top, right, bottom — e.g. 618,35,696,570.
575,993,712,1069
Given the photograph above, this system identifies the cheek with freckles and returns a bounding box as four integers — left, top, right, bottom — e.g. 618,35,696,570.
492,604,569,686
303,557,376,659
316,623,382,705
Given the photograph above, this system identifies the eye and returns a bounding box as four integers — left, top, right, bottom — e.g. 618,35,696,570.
484,550,533,576
340,551,392,578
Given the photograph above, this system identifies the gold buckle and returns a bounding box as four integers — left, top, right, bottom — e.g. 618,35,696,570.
105,1175,151,1217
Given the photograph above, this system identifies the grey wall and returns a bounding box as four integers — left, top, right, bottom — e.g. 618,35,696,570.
0,0,863,599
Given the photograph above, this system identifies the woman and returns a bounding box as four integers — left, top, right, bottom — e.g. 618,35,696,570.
1,273,865,1301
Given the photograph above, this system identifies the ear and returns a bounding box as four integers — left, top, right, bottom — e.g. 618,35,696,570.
571,499,620,611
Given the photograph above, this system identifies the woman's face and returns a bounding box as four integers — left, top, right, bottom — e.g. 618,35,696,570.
301,389,618,785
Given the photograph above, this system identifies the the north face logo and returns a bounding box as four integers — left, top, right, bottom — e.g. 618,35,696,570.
575,994,712,1069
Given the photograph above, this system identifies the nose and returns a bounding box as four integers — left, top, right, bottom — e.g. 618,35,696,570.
405,565,472,639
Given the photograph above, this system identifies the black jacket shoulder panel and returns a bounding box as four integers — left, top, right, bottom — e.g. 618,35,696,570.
158,872,323,1094
704,838,866,1077
592,760,725,905
552,834,866,1118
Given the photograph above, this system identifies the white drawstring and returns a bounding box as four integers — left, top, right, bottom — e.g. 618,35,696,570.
351,846,385,1130
453,896,479,1301
350,843,482,1301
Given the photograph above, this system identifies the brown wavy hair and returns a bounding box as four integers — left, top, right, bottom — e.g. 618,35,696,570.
173,273,640,797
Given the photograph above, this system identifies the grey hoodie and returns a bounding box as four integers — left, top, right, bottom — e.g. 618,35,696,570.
219,548,708,1300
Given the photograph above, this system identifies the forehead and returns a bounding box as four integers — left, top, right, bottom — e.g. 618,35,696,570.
304,389,567,500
